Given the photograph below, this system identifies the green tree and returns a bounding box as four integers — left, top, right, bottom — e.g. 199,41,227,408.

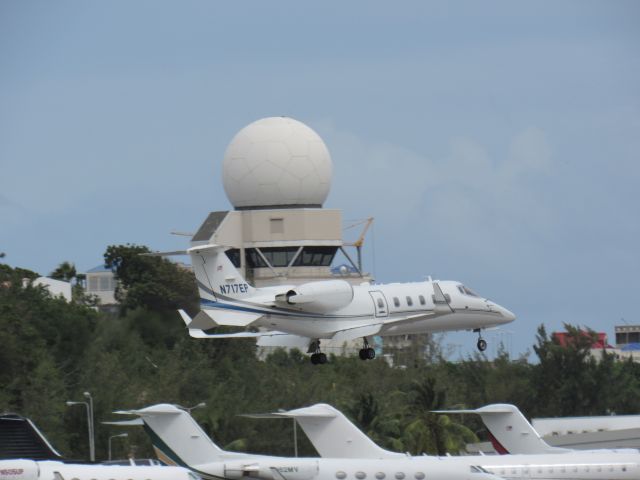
532,324,607,416
402,376,477,455
104,244,198,315
50,261,77,282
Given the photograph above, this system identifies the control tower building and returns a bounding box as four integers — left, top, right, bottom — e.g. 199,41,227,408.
190,117,371,287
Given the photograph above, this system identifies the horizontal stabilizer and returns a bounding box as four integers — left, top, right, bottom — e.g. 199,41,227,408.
181,308,262,328
114,404,183,416
188,330,289,339
102,418,144,426
178,309,218,330
241,404,337,420
202,308,262,327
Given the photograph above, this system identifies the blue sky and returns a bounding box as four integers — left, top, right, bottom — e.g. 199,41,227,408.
1,1,639,357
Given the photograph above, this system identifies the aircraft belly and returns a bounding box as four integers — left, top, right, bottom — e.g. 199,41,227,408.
382,312,500,336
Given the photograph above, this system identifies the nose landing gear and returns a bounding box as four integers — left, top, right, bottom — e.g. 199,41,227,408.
474,329,487,352
358,338,376,360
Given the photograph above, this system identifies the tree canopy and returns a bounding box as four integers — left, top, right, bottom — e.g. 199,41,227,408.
2,246,639,461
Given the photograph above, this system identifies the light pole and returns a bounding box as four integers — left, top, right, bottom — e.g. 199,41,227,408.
84,392,95,462
108,433,128,460
67,391,95,462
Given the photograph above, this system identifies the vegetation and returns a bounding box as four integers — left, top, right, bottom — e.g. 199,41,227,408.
2,245,640,461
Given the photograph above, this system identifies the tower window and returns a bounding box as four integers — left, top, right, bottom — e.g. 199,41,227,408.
270,218,284,234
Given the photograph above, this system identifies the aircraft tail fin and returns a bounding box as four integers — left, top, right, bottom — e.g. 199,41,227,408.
188,244,256,302
114,404,230,468
434,404,569,454
243,404,402,459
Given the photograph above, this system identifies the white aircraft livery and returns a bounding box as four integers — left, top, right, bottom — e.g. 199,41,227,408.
0,458,199,480
433,403,639,455
165,244,515,363
246,403,640,480
114,404,506,480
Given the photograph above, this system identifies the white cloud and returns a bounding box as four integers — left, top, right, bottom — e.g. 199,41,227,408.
319,121,555,261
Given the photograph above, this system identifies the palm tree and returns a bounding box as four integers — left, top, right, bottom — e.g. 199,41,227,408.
50,261,77,282
403,377,477,455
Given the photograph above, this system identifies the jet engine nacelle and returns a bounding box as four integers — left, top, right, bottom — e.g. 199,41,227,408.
277,280,354,312
0,460,39,480
224,461,318,480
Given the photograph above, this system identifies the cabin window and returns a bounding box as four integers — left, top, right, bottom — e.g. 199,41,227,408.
270,218,284,234
356,472,366,479
418,295,425,305
393,297,400,307
395,473,405,480
336,472,347,479
375,473,385,480
463,286,479,297
377,299,384,308
414,473,425,480
406,296,413,306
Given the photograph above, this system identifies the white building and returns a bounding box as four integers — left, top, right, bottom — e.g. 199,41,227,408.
28,277,72,302
85,265,117,306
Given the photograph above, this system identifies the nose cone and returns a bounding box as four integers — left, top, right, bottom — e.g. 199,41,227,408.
496,304,516,323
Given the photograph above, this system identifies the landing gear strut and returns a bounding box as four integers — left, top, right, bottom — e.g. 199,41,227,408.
358,338,376,361
474,329,487,352
309,340,328,365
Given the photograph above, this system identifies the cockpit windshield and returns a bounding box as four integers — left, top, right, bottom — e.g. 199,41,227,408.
457,284,480,297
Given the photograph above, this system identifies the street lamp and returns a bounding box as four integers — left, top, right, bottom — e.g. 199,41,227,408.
66,391,95,462
108,433,128,460
83,392,95,462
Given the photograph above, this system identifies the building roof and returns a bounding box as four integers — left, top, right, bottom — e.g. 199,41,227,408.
553,331,613,349
86,264,112,273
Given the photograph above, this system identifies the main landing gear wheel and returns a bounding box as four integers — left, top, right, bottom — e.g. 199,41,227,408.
308,340,327,365
358,339,376,360
477,338,487,352
311,352,328,365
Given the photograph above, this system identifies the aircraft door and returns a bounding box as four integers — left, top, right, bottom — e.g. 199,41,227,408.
369,291,389,317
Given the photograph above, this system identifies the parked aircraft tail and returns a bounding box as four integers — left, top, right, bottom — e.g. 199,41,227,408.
433,404,569,454
243,403,402,459
114,404,239,468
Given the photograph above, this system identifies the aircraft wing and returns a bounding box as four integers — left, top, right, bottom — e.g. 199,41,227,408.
330,323,384,342
329,312,442,342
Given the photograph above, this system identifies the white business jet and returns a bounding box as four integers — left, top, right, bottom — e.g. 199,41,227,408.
0,458,199,480
433,403,639,455
246,403,640,480
160,244,515,364
113,403,504,480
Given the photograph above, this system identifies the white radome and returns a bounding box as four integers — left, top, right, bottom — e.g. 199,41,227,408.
222,117,332,209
